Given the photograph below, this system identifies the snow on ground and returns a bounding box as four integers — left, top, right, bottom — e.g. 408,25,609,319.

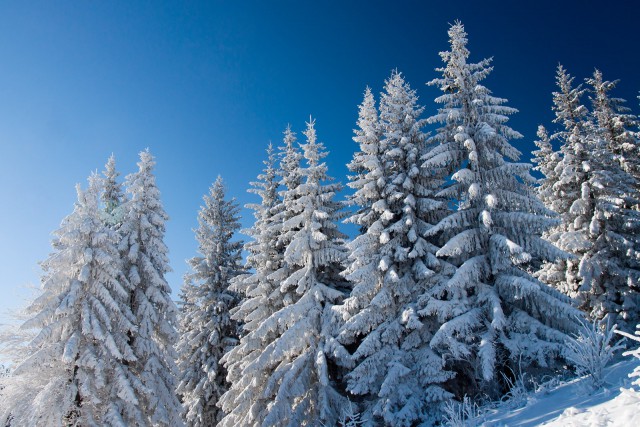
483,359,639,426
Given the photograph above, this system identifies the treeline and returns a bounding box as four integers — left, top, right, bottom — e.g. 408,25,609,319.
1,21,639,427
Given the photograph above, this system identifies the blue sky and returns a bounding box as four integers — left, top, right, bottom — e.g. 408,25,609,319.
1,0,639,322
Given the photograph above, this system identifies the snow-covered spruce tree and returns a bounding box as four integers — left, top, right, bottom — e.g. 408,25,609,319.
101,154,126,227
228,142,283,332
536,65,590,296
538,68,640,330
589,70,640,196
119,149,182,426
421,22,581,396
336,73,454,426
220,120,348,427
575,70,640,329
219,134,294,426
272,125,305,271
1,175,137,426
531,125,562,210
176,176,244,427
344,86,382,233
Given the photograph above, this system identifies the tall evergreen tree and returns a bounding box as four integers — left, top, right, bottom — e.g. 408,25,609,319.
219,136,293,427
532,125,562,211
176,176,243,427
344,87,382,231
537,68,640,330
589,70,640,185
1,175,137,426
337,73,453,426
421,23,580,396
220,120,348,427
536,66,595,296
119,149,182,426
228,143,281,331
580,70,640,329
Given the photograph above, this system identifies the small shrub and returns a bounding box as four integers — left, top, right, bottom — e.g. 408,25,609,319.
565,316,624,389
338,399,365,427
500,370,529,408
442,395,480,427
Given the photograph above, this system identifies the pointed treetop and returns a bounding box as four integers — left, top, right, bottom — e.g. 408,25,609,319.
139,148,155,170
101,154,124,219
304,116,317,143
212,174,225,197
587,68,637,140
279,124,303,191
302,117,328,167
104,154,118,178
552,64,588,130
446,20,469,58
283,124,297,148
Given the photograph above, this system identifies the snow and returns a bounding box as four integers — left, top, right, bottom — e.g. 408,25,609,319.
483,359,639,426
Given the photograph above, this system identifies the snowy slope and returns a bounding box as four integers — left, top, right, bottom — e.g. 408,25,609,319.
483,359,639,426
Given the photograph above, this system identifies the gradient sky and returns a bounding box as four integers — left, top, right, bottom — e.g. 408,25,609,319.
1,0,639,324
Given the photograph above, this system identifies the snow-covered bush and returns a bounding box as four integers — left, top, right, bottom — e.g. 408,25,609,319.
565,317,624,389
442,396,480,427
338,399,366,427
534,374,565,396
500,369,530,409
614,324,640,397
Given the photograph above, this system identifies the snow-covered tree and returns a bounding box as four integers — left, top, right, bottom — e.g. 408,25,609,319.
101,154,126,226
531,125,562,210
219,136,292,426
272,125,305,266
577,71,640,328
588,70,640,190
119,149,182,426
344,86,382,232
220,120,348,427
1,175,137,426
176,176,243,427
228,143,283,332
538,68,640,331
421,22,580,396
535,66,590,295
337,73,454,426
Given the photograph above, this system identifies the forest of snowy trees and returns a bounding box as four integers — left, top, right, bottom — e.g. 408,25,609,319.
1,21,639,426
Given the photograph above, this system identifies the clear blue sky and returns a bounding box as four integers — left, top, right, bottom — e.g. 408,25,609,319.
1,0,639,322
